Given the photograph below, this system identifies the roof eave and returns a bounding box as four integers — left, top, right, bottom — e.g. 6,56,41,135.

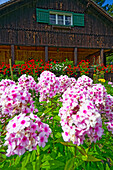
88,0,113,23
0,0,22,9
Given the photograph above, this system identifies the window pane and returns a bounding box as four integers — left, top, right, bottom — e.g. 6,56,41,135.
58,15,64,25
65,16,71,26
50,14,56,24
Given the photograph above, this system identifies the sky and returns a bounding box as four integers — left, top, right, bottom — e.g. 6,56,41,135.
0,0,113,5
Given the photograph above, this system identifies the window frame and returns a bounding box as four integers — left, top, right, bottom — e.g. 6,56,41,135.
49,11,73,26
36,8,85,27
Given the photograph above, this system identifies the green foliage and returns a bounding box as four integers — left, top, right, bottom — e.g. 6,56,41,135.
93,0,106,7
0,60,113,169
1,87,113,169
102,81,113,96
15,61,25,65
106,53,113,65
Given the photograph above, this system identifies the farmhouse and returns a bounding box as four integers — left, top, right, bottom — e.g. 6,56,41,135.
0,0,113,65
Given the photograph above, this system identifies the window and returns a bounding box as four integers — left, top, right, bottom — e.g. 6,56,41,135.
65,16,71,26
36,8,84,27
49,14,56,24
58,15,63,25
49,13,72,26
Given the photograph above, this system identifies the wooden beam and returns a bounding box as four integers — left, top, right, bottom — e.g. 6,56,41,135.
100,48,104,64
74,48,77,66
104,53,106,66
11,45,15,65
45,46,48,63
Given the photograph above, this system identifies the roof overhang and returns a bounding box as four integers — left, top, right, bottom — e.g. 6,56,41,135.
87,0,113,24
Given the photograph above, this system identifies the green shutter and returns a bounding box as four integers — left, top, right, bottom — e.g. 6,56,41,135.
36,8,49,23
73,13,84,26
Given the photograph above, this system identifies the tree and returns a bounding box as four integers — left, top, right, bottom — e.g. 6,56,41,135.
93,0,113,16
106,4,113,17
93,0,106,7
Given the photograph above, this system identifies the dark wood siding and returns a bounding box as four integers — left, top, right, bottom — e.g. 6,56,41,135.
0,0,113,49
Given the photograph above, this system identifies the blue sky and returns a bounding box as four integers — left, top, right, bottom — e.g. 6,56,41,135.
0,0,113,5
104,0,113,5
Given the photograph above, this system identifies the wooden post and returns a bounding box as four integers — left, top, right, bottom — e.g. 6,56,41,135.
11,45,15,65
100,49,104,64
45,46,48,63
104,53,106,66
74,48,77,66
9,59,13,80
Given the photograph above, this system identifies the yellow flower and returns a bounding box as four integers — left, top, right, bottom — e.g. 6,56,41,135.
93,74,96,76
98,79,105,83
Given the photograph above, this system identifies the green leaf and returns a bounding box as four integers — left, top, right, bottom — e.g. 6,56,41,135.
0,162,5,168
82,155,101,162
1,153,6,159
56,143,64,154
50,151,57,159
41,144,50,151
22,152,30,168
77,146,87,156
54,137,64,143
41,161,50,169
14,155,22,166
86,162,90,170
64,158,75,170
49,160,65,169
32,162,36,170
45,108,52,114
30,150,36,162
54,115,61,121
0,149,6,153
55,132,62,139
74,159,84,169
36,154,44,170
60,142,76,147
96,162,104,170
106,163,110,170
42,154,53,162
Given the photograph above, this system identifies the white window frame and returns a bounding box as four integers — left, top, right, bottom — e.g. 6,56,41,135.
49,12,73,26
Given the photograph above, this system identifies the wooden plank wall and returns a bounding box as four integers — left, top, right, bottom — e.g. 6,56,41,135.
48,47,74,62
15,46,45,62
0,45,11,64
0,45,110,65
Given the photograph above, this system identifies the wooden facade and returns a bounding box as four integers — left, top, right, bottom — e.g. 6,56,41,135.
0,0,113,65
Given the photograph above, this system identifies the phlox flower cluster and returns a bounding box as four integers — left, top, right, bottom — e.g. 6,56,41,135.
59,85,103,145
59,75,106,145
37,71,60,102
18,74,38,94
75,75,93,88
58,75,76,94
0,79,16,121
73,76,107,114
0,84,35,119
88,84,107,113
0,79,16,96
4,113,51,156
104,94,113,134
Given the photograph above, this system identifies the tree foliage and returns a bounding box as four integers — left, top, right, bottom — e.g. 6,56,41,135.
93,0,113,16
93,0,106,7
